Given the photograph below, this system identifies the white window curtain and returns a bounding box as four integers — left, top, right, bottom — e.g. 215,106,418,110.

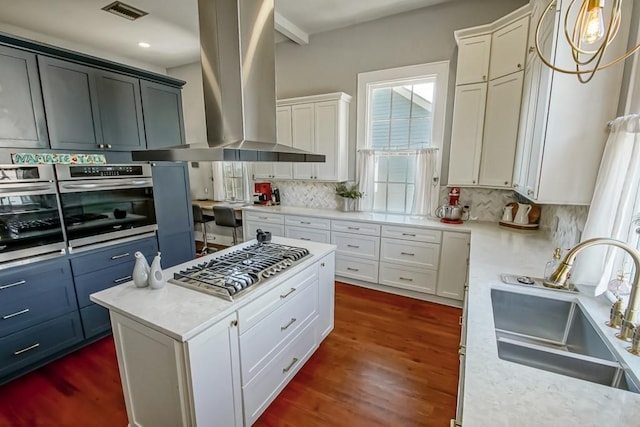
211,162,226,201
242,163,252,202
572,114,640,296
357,150,376,211
411,148,439,216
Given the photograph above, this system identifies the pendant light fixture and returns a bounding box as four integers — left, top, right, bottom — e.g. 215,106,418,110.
535,0,640,83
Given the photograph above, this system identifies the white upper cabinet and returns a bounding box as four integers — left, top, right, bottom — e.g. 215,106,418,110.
448,83,487,186
278,92,350,182
479,72,524,187
449,6,529,189
455,34,491,85
489,16,529,80
252,106,295,180
512,0,628,204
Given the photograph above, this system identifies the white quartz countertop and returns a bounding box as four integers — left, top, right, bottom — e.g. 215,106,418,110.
90,237,336,342
463,223,640,426
242,205,473,232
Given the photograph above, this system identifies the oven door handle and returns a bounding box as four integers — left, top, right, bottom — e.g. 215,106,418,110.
59,179,153,192
0,184,56,196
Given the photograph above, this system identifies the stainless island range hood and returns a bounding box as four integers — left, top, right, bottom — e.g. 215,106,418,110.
132,0,325,163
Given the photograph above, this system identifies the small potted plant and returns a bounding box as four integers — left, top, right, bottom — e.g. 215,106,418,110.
335,182,364,212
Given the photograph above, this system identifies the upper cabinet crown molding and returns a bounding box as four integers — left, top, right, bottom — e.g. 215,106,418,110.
277,92,352,106
453,4,531,42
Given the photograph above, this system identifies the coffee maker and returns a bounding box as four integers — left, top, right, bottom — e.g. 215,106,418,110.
253,182,272,205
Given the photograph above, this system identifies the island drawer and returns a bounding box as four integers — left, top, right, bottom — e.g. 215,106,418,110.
381,225,442,243
0,277,77,338
331,220,380,236
285,226,330,244
285,215,331,230
70,236,158,276
0,311,83,379
379,262,437,294
0,258,72,308
331,232,379,260
244,211,284,224
238,264,318,334
380,238,440,270
242,320,317,426
335,256,379,283
80,304,111,339
74,261,138,308
240,280,318,384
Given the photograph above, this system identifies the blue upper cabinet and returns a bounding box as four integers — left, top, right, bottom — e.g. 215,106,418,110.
152,162,195,267
0,45,49,149
38,56,103,151
38,56,148,152
140,80,186,149
94,70,146,150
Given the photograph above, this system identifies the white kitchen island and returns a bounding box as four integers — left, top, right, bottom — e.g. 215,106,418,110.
90,237,336,427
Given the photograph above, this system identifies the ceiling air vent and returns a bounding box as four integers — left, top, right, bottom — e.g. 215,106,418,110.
102,1,148,21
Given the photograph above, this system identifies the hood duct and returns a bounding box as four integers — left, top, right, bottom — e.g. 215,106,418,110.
132,0,325,163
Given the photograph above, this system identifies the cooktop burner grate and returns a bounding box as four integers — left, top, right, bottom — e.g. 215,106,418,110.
170,242,310,301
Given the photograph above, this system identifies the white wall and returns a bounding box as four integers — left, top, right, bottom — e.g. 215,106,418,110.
275,0,528,180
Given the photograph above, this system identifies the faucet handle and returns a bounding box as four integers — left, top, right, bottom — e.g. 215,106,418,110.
627,326,640,356
606,298,624,328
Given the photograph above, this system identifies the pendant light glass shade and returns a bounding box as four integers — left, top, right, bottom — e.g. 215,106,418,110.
535,0,640,83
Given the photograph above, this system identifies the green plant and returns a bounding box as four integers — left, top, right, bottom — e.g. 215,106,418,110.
335,182,364,199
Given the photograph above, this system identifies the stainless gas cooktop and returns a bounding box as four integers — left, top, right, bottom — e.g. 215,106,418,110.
170,242,310,301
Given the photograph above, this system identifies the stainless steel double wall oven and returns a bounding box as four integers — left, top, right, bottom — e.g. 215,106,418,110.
0,164,157,264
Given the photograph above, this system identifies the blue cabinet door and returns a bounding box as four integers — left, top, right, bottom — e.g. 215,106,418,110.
152,162,195,267
0,45,49,148
140,80,186,149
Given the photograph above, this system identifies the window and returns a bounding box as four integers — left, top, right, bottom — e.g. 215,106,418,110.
222,162,246,201
357,62,449,214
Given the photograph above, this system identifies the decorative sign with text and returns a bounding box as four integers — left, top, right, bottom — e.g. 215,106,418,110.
11,152,107,165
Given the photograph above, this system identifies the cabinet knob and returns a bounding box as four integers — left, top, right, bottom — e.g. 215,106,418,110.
504,181,509,185
106,144,112,149
97,144,105,149
320,262,325,267
472,180,476,184
230,319,238,327
529,46,535,54
482,75,486,81
513,183,518,188
527,190,534,195
517,63,522,69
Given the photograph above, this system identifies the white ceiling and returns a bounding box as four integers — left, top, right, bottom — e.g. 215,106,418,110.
0,0,455,69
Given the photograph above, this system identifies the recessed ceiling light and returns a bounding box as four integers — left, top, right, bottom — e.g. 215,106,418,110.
138,42,151,48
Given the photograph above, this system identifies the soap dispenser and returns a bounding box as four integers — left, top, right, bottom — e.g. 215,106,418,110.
544,248,562,281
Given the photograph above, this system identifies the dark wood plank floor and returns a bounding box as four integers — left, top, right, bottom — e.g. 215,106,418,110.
0,282,461,426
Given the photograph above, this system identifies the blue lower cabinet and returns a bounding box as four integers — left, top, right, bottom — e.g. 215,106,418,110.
0,258,77,337
70,236,158,276
0,311,83,379
80,304,111,339
157,230,196,268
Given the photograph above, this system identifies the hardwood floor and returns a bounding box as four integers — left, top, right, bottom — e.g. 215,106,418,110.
0,283,461,426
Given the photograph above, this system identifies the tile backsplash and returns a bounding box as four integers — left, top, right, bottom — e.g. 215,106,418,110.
268,181,589,245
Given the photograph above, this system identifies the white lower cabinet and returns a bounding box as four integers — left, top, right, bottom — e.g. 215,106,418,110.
285,226,330,243
437,232,471,300
335,256,379,283
244,221,285,240
110,311,242,427
380,238,440,269
379,262,437,294
110,254,335,427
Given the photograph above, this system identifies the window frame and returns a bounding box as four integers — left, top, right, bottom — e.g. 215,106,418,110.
356,61,449,213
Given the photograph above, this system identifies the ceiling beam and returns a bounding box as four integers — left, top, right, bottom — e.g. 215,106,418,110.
274,11,309,45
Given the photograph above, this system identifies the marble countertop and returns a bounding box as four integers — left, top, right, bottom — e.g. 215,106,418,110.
464,223,640,426
90,237,336,342
242,205,474,232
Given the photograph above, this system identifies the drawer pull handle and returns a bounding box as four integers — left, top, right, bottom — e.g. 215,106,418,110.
347,244,360,248
282,357,299,374
347,267,359,272
300,238,311,241
3,308,30,320
399,277,413,282
347,227,360,230
113,275,133,284
300,221,311,224
280,288,296,299
401,252,415,256
402,233,416,237
14,343,40,356
459,316,463,326
259,216,268,220
111,252,130,260
0,279,26,290
281,318,297,331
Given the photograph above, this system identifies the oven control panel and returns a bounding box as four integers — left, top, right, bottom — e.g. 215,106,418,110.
69,165,145,178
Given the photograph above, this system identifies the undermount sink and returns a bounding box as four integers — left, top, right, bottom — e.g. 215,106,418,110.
491,288,640,393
